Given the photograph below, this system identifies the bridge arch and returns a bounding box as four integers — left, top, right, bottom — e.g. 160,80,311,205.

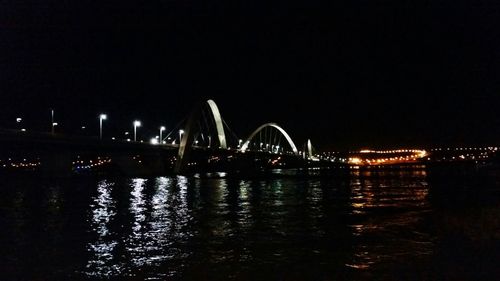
175,99,227,173
240,123,299,155
206,99,227,149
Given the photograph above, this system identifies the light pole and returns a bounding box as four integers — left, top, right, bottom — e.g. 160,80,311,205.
133,120,141,142
160,126,165,144
52,122,58,133
99,114,107,140
179,129,184,143
51,109,55,134
16,117,22,130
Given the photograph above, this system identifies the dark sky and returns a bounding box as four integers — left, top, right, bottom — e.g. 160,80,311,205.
1,0,499,150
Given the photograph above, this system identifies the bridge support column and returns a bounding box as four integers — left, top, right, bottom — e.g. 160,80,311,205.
174,104,201,174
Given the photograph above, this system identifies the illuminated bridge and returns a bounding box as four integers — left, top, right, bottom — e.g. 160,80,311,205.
0,99,322,176
2,99,498,176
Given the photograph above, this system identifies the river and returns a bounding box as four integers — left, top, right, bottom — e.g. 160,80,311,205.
1,165,499,280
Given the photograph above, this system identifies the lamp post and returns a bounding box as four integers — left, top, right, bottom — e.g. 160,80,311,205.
133,120,141,142
99,114,107,139
160,126,165,144
51,109,55,134
16,117,22,130
179,129,184,143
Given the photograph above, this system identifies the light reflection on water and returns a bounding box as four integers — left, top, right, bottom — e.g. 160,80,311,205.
77,169,454,279
1,166,500,280
85,180,119,277
346,170,432,272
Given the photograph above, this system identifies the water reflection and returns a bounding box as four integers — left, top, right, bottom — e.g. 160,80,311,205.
2,165,500,280
83,177,196,279
126,178,147,269
85,180,119,277
346,168,433,273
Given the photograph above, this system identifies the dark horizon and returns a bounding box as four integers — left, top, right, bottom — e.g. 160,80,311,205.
1,0,499,150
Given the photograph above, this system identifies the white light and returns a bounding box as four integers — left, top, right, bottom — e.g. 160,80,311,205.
16,118,22,123
125,131,129,135
150,138,159,145
179,129,184,134
99,114,107,120
81,126,86,129
133,121,141,141
21,128,26,132
111,137,116,140
159,126,166,144
52,122,58,126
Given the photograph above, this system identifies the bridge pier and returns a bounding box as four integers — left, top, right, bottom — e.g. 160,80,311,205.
174,103,200,174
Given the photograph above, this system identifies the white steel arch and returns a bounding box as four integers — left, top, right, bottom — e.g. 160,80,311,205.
240,123,299,155
206,99,227,149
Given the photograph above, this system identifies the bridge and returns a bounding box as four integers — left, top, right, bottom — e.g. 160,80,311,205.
0,99,323,176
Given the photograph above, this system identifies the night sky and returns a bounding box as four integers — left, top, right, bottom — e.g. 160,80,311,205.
1,0,499,150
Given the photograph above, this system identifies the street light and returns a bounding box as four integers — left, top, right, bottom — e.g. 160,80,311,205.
160,126,166,143
52,122,58,133
99,114,107,139
179,129,184,143
50,109,55,134
16,117,22,130
133,120,141,142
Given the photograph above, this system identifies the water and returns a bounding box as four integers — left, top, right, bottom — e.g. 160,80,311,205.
1,166,499,280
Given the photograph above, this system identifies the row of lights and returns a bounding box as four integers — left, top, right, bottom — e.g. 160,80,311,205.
348,150,428,165
73,158,112,170
15,114,225,148
359,149,425,154
0,158,41,169
430,147,499,152
14,112,166,143
100,114,146,142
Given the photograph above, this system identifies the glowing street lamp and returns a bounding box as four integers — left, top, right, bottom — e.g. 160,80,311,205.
160,126,166,144
179,129,184,143
99,114,107,139
51,109,55,134
52,122,58,133
16,117,22,131
133,120,141,142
